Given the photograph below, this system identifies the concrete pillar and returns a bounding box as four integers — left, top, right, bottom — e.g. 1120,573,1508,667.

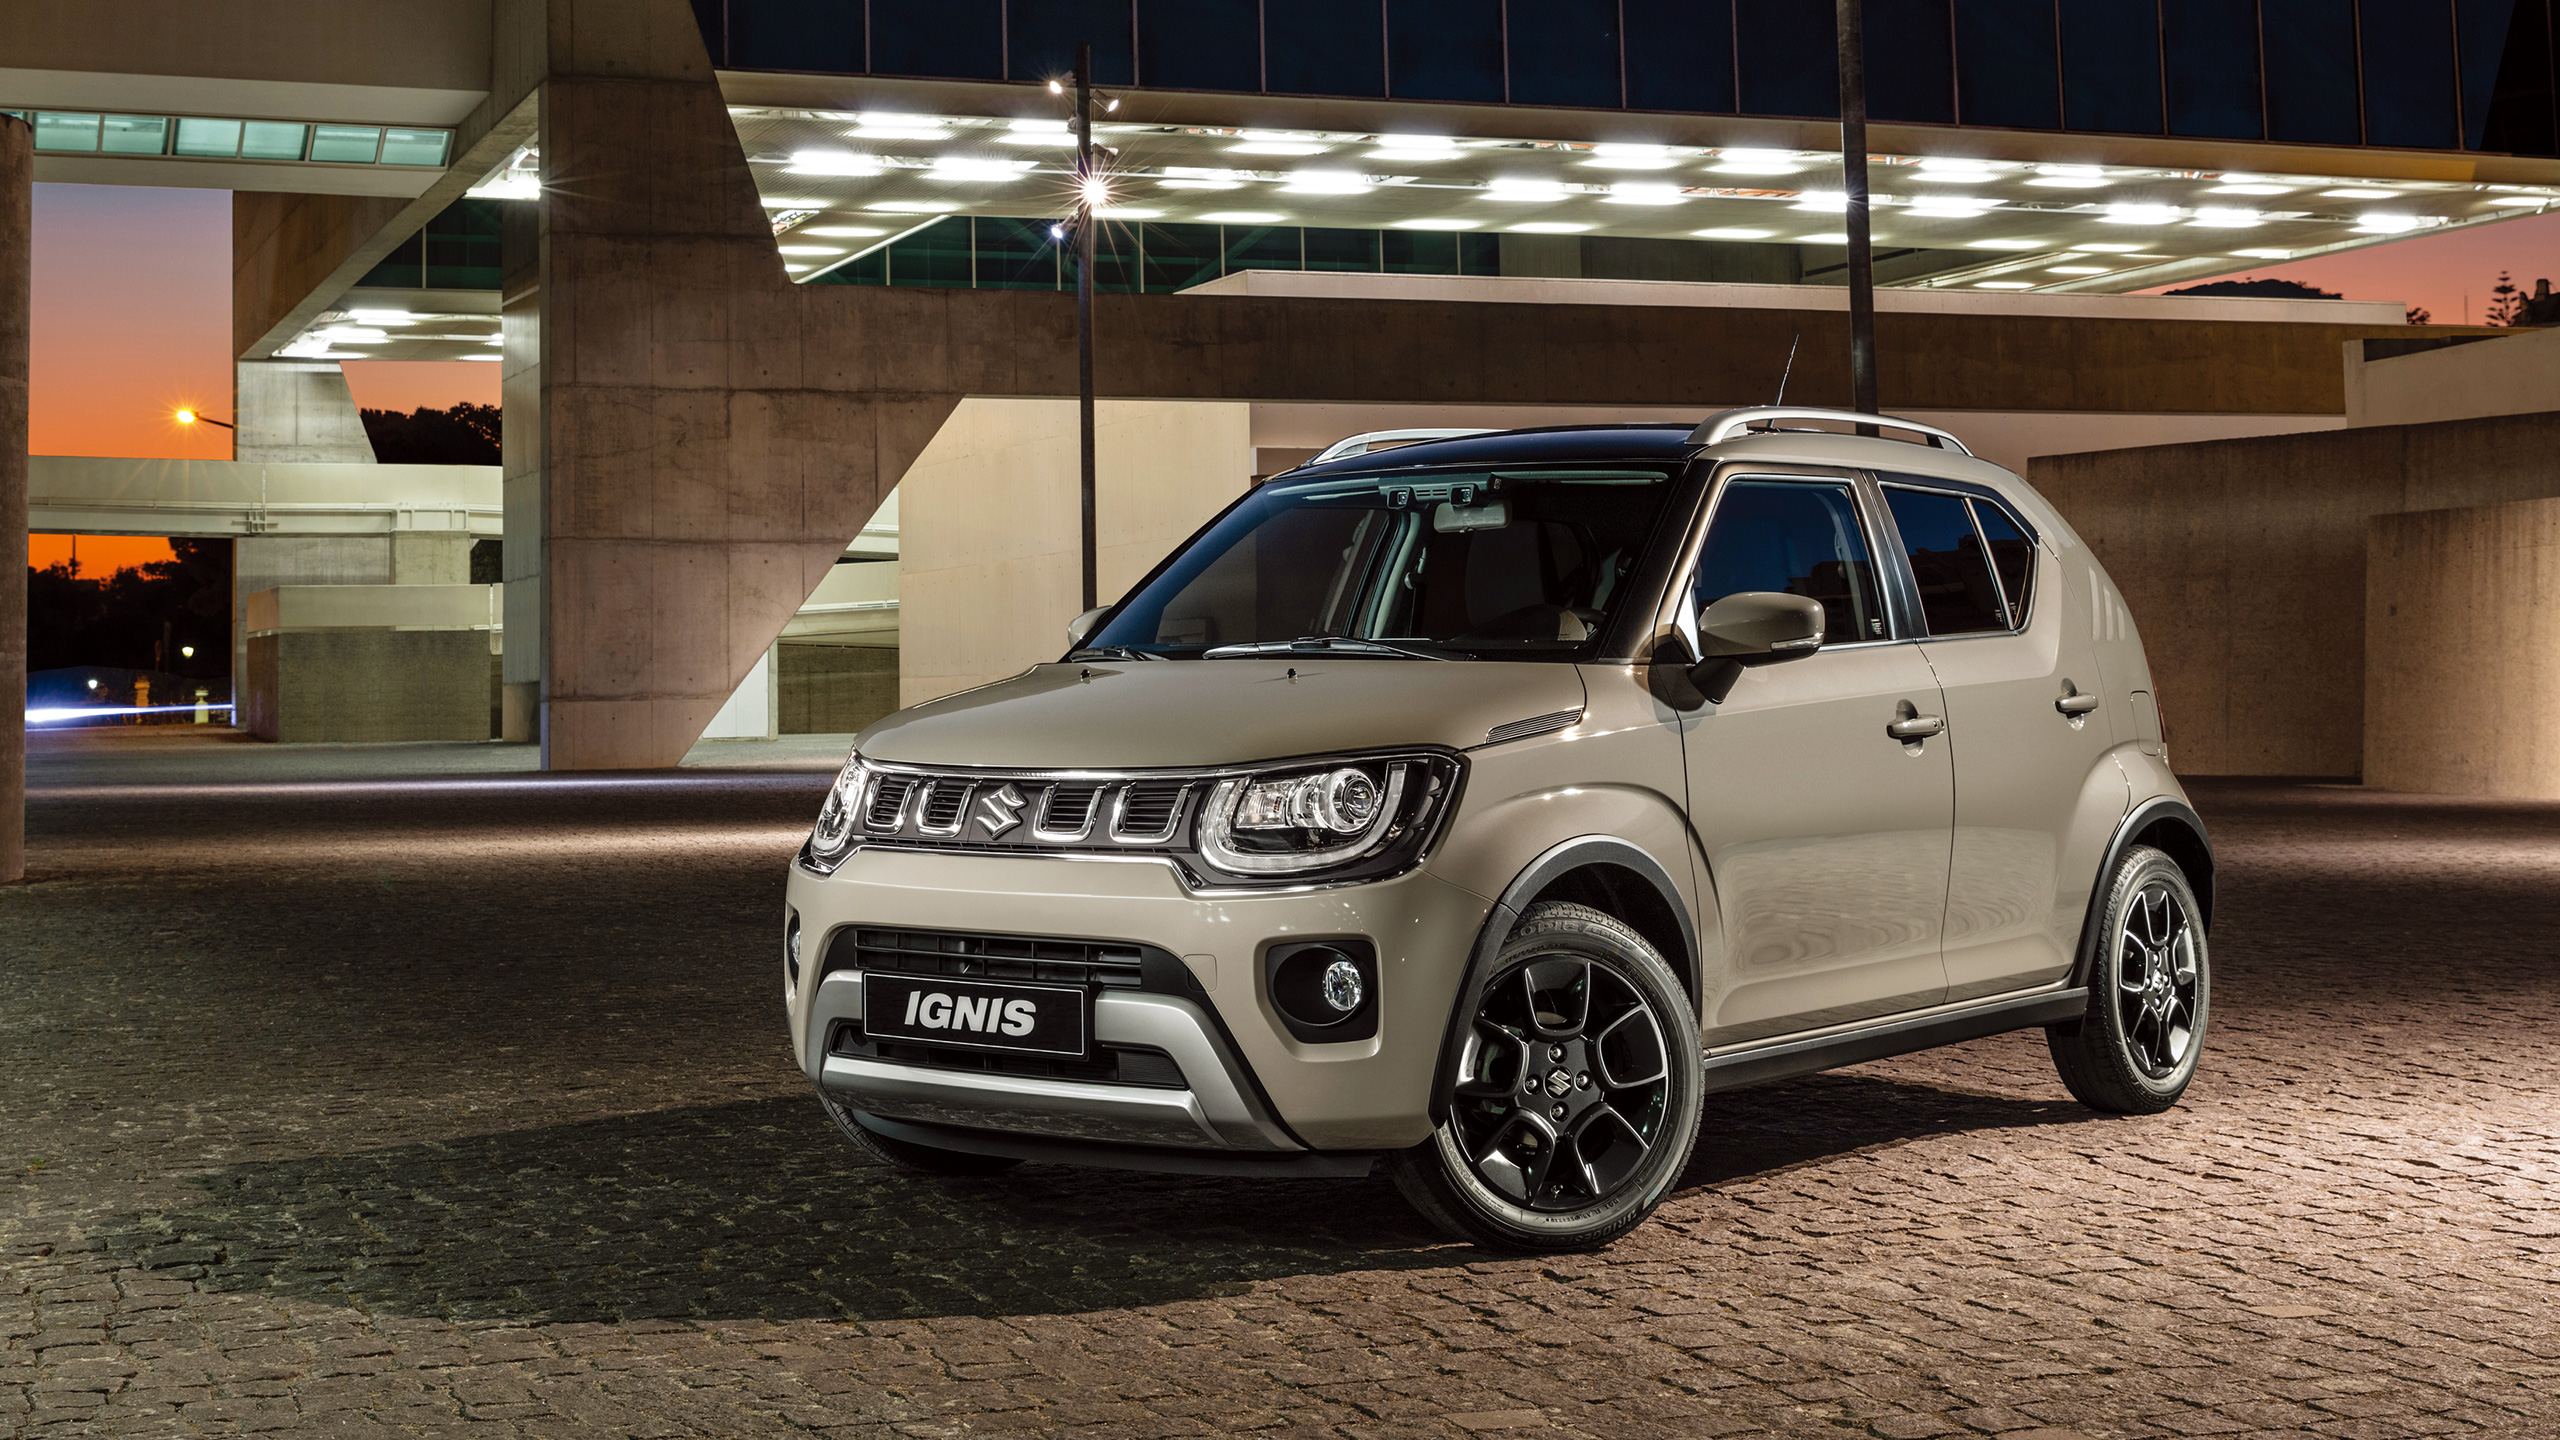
499,196,542,743
234,360,376,464
1,115,28,884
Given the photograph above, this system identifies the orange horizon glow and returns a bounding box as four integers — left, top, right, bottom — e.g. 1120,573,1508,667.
29,535,180,574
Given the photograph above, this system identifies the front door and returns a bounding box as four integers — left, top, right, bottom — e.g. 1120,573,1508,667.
1675,475,1954,1046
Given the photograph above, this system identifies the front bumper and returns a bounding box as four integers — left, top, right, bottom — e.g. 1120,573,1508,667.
806,968,1295,1150
783,847,1495,1152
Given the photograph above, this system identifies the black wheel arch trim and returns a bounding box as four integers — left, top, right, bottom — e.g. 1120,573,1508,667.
2072,796,2214,991
1428,835,1701,1126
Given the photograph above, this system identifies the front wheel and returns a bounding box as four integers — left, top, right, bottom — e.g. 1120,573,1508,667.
1390,902,1703,1251
2048,844,2210,1114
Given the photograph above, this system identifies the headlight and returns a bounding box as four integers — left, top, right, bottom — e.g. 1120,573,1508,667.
802,753,866,874
1195,753,1461,880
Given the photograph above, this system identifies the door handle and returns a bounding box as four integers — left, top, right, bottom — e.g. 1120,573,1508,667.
2056,692,2101,717
1887,714,1945,741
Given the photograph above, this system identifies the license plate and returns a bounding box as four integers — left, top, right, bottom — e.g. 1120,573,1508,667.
862,974,1089,1058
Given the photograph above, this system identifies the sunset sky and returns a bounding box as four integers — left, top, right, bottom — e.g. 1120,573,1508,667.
24,179,2560,574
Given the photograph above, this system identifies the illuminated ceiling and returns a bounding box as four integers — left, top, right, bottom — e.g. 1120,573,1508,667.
729,106,2558,293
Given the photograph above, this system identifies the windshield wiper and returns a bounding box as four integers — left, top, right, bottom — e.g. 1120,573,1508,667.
1065,645,1162,661
1201,636,1449,661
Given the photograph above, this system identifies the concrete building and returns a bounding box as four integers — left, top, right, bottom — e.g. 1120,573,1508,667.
6,0,2560,775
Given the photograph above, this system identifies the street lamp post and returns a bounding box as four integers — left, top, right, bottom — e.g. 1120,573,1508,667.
1836,0,1879,431
1073,43,1099,614
175,409,235,430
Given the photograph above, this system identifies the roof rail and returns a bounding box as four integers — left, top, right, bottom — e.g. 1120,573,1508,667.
1687,407,1973,456
1307,427,1501,466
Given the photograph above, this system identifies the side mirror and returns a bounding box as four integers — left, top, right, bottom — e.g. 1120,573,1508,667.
1066,606,1110,647
1687,591,1824,703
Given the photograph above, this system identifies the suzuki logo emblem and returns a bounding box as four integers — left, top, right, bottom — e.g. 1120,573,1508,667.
975,784,1027,837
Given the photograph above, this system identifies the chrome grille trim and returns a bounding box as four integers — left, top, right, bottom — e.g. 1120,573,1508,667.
1109,782,1190,844
862,774,916,832
1033,782,1102,842
913,779,970,837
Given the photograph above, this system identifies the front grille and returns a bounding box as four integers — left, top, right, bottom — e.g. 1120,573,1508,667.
864,776,915,830
1037,782,1102,837
916,780,970,834
1115,782,1187,841
829,1029,1188,1088
841,926,1145,989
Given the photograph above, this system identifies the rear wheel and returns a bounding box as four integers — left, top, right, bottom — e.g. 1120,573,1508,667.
1390,902,1702,1251
816,1090,1023,1175
2048,844,2209,1114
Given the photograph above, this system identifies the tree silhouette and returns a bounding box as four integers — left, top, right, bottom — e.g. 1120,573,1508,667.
2485,270,2523,326
360,402,501,465
2406,305,2433,324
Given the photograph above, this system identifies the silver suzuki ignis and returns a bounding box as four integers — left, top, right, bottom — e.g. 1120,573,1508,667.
784,408,2210,1250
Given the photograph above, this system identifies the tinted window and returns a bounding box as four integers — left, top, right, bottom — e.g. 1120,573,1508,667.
1138,0,1261,91
1956,0,2061,130
1736,0,1837,117
871,0,1004,79
1389,0,1505,102
1625,0,1736,112
2361,1,2460,148
1508,0,1624,109
1693,481,1884,646
2263,0,2362,145
1269,0,1386,96
1886,489,2006,636
2463,0,2557,154
1970,500,2035,627
1869,0,1955,124
2060,0,2163,133
2162,0,2261,138
1141,221,1220,292
1011,0,1137,86
728,0,861,73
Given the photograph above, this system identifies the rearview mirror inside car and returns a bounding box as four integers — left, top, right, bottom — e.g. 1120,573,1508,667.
1688,591,1825,703
1432,500,1510,533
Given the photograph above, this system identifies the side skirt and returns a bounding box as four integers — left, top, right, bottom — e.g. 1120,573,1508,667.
1699,988,2088,1096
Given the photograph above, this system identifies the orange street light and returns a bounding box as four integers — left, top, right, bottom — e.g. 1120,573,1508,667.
175,408,235,430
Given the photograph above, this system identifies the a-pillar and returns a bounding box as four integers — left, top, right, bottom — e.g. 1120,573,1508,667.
1,114,29,883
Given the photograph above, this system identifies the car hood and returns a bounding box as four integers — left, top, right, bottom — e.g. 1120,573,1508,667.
857,659,1589,769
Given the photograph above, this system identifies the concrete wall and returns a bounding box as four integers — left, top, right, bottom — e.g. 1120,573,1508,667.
2345,325,2560,428
244,630,495,742
2,114,27,884
233,361,378,463
2365,498,2560,797
898,398,1253,707
2032,409,2560,778
778,644,896,735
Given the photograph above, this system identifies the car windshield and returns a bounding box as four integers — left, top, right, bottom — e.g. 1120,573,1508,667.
1084,465,1685,661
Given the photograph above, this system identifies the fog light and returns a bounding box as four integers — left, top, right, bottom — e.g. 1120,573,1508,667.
785,914,802,997
1320,957,1364,1013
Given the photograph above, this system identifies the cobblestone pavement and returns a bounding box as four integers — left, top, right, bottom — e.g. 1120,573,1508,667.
4,731,2557,1438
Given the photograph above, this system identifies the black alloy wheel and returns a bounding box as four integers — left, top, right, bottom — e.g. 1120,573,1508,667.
2049,844,2210,1114
1392,902,1702,1250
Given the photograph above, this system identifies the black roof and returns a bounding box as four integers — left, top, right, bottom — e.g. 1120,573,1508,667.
1280,423,1697,480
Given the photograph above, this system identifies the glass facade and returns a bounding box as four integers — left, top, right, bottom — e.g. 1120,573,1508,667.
8,108,449,165
699,0,2560,157
357,199,506,290
808,215,1502,289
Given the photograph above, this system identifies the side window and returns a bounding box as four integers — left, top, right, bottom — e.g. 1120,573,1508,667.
1692,480,1885,646
1970,499,2035,627
1884,488,2006,636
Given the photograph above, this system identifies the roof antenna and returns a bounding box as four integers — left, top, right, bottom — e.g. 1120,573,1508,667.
1772,333,1800,406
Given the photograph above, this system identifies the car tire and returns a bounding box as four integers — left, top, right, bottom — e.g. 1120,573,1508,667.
1390,901,1702,1251
2048,844,2210,1115
816,1090,1024,1176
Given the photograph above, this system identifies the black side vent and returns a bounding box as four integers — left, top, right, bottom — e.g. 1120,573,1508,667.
1115,782,1187,841
864,776,915,830
1040,783,1101,834
918,781,970,832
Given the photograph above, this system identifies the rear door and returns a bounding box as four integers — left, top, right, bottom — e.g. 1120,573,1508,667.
1675,473,1954,1045
1877,479,2128,1002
